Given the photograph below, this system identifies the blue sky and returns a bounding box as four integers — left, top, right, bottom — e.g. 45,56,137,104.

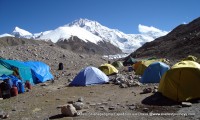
0,0,200,34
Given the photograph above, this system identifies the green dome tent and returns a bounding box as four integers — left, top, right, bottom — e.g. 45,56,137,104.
123,57,137,66
112,61,123,68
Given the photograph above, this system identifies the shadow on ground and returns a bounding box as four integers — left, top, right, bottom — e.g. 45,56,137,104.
142,92,179,106
49,114,66,119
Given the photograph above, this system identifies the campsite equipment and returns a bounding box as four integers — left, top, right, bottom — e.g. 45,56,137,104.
135,59,168,75
133,61,142,70
182,55,197,62
10,85,18,97
128,66,133,72
135,60,157,75
147,57,157,60
25,81,32,90
69,66,109,86
22,61,54,84
98,63,118,75
0,59,34,85
0,64,13,76
58,62,64,70
0,75,26,94
123,57,137,66
141,62,170,83
0,88,1,98
158,61,200,102
0,81,11,99
4,79,12,90
112,61,123,68
18,82,25,93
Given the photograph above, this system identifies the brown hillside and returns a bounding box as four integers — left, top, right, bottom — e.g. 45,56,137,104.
130,17,200,59
0,37,52,47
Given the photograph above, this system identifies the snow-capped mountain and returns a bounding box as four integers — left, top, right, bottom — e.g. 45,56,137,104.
12,27,33,38
66,19,169,53
39,26,103,43
0,19,169,53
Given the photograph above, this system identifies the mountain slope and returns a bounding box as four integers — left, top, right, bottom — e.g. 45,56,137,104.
130,17,200,59
56,36,122,55
39,26,103,43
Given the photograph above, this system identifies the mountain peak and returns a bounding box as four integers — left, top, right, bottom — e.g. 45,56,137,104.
14,26,20,31
12,26,32,37
67,18,101,28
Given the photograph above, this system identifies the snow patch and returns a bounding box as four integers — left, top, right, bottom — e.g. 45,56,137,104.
0,33,14,38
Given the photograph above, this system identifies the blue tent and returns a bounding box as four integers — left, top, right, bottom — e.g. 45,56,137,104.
141,62,170,83
0,59,34,85
22,61,54,83
69,66,109,86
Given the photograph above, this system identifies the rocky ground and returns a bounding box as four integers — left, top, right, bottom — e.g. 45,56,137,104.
0,43,199,120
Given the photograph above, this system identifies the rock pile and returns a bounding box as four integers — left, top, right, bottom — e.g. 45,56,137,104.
111,74,141,88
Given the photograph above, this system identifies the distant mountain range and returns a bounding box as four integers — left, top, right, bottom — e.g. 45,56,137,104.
130,17,200,59
0,18,168,53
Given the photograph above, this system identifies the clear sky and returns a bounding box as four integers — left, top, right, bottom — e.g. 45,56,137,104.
0,0,200,34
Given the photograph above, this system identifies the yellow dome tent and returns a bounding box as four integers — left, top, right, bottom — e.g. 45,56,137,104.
99,63,118,75
182,55,197,62
158,61,200,102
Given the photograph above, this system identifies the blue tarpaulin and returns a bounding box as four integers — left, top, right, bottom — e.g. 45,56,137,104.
22,61,54,83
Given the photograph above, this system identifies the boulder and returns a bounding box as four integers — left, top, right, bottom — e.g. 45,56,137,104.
61,104,77,117
73,102,84,110
181,102,192,107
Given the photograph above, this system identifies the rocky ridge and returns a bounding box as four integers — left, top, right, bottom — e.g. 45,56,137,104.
130,17,200,59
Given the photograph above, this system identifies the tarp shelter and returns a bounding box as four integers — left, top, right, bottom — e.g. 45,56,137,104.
69,66,109,86
0,59,34,85
22,61,54,83
123,57,137,66
99,63,118,75
141,62,170,83
112,61,123,68
0,64,13,76
158,61,200,102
